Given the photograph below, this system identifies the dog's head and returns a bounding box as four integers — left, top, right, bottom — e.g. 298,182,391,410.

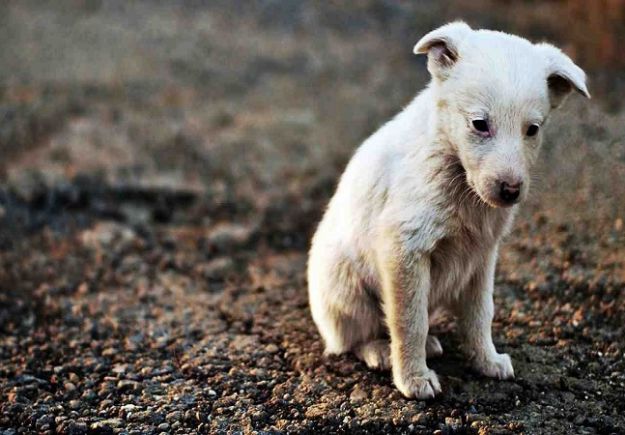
415,22,590,208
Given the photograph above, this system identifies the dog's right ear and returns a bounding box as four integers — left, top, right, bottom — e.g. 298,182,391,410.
413,22,472,80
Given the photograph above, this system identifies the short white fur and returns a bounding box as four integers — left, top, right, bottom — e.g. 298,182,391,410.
308,22,589,399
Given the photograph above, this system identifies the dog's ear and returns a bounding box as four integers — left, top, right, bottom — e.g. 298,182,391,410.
413,21,472,80
536,43,590,109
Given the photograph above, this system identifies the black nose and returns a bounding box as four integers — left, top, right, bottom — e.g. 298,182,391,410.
499,181,521,204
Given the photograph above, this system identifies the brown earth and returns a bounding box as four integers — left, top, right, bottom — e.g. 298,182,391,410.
1,2,624,434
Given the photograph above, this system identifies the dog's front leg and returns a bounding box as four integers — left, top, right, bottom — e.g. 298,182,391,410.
378,240,441,399
458,247,514,379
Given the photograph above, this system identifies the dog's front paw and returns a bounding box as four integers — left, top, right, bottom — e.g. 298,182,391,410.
394,368,441,399
474,352,514,380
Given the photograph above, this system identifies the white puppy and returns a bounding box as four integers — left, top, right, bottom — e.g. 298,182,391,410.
308,22,589,399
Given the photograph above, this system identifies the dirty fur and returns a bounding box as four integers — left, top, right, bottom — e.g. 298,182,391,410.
308,22,589,399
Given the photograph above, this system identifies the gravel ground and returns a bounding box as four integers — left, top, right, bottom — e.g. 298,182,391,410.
1,2,625,434
1,178,624,434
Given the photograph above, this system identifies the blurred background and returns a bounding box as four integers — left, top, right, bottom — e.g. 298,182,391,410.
1,0,624,232
1,1,624,433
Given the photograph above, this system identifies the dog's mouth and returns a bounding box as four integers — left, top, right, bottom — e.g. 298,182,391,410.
445,158,492,207
474,190,510,208
447,159,516,209
466,179,500,208
470,179,522,209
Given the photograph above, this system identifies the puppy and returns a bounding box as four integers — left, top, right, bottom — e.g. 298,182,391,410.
307,22,589,399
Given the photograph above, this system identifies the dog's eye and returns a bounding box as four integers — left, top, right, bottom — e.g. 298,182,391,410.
526,124,539,137
472,119,489,134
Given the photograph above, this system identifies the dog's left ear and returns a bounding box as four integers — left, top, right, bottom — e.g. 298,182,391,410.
414,21,472,81
536,43,591,109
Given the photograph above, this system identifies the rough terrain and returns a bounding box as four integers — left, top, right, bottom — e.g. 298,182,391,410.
1,1,624,434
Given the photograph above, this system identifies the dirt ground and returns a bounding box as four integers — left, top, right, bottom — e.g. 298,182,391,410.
1,2,625,434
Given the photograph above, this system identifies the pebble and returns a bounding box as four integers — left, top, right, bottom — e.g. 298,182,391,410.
117,380,142,392
265,343,279,353
99,399,114,409
166,411,183,421
65,421,88,434
349,385,368,402
91,418,123,429
112,364,128,374
68,373,80,383
411,413,428,424
1,108,621,434
81,389,97,401
36,414,54,430
102,348,117,357
207,223,253,250
201,257,235,280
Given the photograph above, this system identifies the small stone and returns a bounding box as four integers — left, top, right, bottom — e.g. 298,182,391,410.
166,411,183,421
265,343,279,353
102,348,117,357
207,223,253,251
112,364,128,375
81,389,97,401
91,418,123,429
411,413,428,425
7,389,19,403
36,414,54,430
117,380,142,392
305,403,328,419
229,335,259,352
99,399,114,409
349,385,368,402
445,417,462,428
68,372,80,383
68,400,81,410
200,257,235,280
66,421,88,434
157,422,170,431
121,404,139,412
471,420,486,429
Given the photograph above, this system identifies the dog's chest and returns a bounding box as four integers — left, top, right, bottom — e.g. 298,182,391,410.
429,205,509,305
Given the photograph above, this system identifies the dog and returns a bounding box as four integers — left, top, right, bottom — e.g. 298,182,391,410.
307,22,589,399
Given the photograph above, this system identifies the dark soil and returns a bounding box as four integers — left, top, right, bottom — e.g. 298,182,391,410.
1,2,625,434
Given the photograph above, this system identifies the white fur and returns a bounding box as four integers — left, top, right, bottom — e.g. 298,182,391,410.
308,22,589,399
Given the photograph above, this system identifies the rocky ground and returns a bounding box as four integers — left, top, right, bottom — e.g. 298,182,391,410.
1,1,625,434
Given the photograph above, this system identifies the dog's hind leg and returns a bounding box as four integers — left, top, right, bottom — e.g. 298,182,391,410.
308,251,383,356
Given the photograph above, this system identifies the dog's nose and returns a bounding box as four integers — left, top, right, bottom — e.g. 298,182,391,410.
499,181,522,204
